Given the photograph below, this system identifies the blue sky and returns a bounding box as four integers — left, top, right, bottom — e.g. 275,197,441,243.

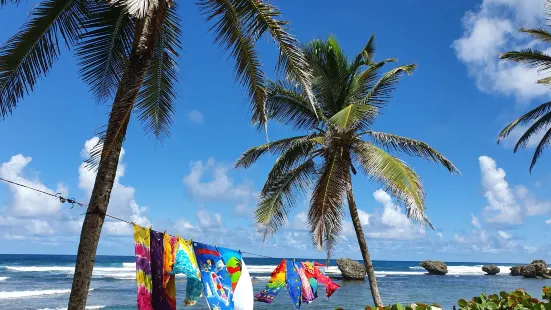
1,0,550,263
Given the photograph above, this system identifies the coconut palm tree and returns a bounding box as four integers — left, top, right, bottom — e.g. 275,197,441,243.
235,36,460,306
0,0,313,308
497,13,551,172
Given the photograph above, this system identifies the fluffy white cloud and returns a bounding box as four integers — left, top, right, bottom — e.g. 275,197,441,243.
514,185,551,216
479,156,522,224
453,0,550,101
78,137,151,235
0,155,67,217
471,214,482,229
436,232,444,240
546,218,551,224
188,110,204,124
183,157,257,203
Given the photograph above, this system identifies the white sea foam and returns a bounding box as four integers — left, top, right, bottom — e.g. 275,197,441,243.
38,306,105,310
0,289,71,299
0,277,8,281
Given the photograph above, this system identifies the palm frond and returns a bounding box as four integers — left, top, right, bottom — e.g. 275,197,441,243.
349,34,375,73
360,64,416,107
353,142,429,226
500,49,551,72
256,159,316,239
198,0,267,127
233,0,315,113
309,150,347,250
537,76,551,84
234,135,310,168
519,28,551,43
0,0,88,118
512,112,551,152
328,103,378,131
529,127,551,172
262,136,319,192
135,4,181,141
265,80,322,130
77,4,135,103
109,0,157,19
497,101,551,142
346,59,394,107
365,131,460,174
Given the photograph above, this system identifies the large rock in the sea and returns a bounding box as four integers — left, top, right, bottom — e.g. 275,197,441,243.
522,265,537,278
482,265,500,275
419,260,448,275
531,260,548,269
336,258,366,280
510,265,524,276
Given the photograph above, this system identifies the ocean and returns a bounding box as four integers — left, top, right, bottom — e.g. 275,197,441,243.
0,254,550,309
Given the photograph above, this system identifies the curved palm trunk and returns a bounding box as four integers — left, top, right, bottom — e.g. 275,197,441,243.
68,2,168,309
346,185,383,307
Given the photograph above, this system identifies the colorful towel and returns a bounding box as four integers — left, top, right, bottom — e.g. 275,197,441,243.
234,261,254,310
218,247,242,291
133,224,152,310
150,230,164,310
193,242,234,310
255,259,286,303
302,261,339,298
296,263,314,303
171,238,202,306
162,234,177,309
286,261,302,309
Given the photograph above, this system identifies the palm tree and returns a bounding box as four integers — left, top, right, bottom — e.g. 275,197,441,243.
497,11,551,172
0,0,313,308
236,36,460,306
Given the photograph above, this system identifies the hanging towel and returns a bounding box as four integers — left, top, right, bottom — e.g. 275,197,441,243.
296,263,314,303
301,262,317,298
255,259,286,304
218,247,242,291
193,242,234,310
286,261,302,309
311,263,340,298
234,261,253,310
162,234,177,310
133,224,152,310
150,230,164,309
170,238,202,306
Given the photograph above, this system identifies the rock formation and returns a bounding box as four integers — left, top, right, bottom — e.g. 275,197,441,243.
510,260,550,279
336,258,366,280
419,260,448,275
482,265,500,275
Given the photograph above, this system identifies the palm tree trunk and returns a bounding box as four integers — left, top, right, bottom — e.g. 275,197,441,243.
346,185,383,307
67,2,168,309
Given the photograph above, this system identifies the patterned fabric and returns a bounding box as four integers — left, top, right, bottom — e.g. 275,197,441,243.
193,242,234,310
296,263,314,303
170,238,202,306
133,224,152,310
286,261,302,309
234,261,254,310
150,230,164,310
162,234,177,310
255,259,286,304
301,261,339,298
218,247,242,291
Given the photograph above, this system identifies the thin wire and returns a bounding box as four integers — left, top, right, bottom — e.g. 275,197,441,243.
0,177,281,259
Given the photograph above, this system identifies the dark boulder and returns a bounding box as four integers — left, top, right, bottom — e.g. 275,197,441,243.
522,265,537,278
531,260,548,269
482,265,500,275
336,258,365,280
419,260,448,275
510,266,524,276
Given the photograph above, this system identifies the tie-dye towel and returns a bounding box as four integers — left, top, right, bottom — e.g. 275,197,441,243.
133,224,152,310
162,234,178,309
218,247,242,292
286,261,302,309
309,262,339,298
296,263,314,303
171,238,202,306
150,230,164,310
193,242,234,310
255,259,286,303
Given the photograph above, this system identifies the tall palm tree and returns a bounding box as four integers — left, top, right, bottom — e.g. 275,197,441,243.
236,36,460,306
497,6,551,172
0,0,313,308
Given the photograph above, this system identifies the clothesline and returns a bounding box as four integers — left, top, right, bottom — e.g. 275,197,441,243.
0,176,283,260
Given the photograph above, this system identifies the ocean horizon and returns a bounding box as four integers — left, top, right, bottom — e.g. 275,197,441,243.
1,254,550,309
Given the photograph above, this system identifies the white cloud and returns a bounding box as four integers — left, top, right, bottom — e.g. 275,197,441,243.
498,230,511,239
478,156,522,224
471,213,482,229
454,233,467,243
546,218,551,224
183,158,257,203
197,209,223,228
188,110,204,124
0,155,67,217
514,185,551,216
292,212,308,230
453,0,549,101
234,204,253,217
436,232,444,240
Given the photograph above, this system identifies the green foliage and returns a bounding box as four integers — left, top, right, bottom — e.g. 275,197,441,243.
457,287,551,310
337,303,441,310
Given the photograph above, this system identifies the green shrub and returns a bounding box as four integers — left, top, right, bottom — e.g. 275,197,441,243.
457,286,551,310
